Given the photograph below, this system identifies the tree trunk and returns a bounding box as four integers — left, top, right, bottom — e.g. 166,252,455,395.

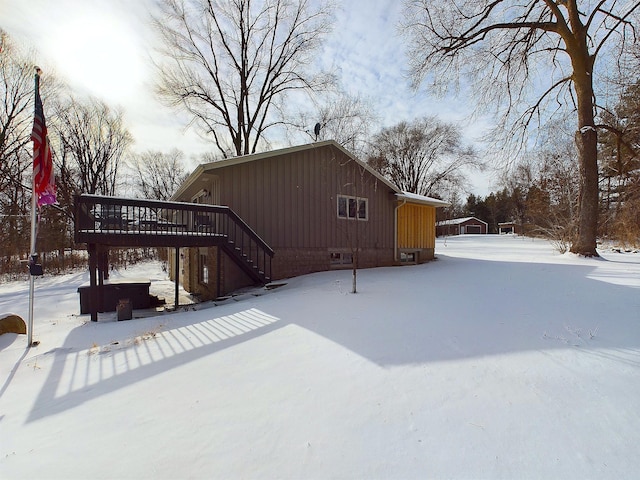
571,123,599,256
567,14,599,257
351,266,357,294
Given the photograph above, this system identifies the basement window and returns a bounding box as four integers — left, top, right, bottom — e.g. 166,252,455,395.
330,252,353,266
400,252,417,264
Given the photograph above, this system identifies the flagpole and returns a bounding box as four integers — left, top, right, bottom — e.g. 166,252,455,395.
27,172,37,347
27,66,55,347
27,69,39,348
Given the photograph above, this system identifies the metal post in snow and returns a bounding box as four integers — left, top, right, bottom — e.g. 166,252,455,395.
27,70,40,348
27,171,37,347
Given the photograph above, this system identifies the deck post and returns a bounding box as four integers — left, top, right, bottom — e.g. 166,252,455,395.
216,247,221,299
97,246,105,313
174,246,179,309
101,248,109,280
88,243,98,322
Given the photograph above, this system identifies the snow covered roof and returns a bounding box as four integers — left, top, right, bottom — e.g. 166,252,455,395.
396,191,450,207
436,216,488,226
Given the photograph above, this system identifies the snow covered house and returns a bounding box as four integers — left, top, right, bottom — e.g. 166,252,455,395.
170,140,448,299
436,216,488,236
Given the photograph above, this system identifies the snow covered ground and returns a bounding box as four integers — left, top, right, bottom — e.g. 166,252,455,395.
1,235,639,479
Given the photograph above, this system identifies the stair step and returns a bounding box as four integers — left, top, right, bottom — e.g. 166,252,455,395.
222,240,270,284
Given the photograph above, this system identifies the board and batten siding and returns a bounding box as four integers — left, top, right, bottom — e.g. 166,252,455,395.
397,203,436,250
216,144,396,253
171,141,410,291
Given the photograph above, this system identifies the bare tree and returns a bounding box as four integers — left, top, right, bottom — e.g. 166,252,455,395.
527,139,581,252
0,32,33,193
403,0,640,256
130,149,188,200
0,32,32,269
0,32,66,272
152,0,334,158
52,96,133,197
296,90,378,157
332,156,372,294
367,116,479,197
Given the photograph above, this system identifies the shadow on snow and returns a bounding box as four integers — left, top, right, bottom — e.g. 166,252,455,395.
19,247,640,422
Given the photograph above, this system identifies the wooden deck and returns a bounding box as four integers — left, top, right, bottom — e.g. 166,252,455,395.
74,195,274,321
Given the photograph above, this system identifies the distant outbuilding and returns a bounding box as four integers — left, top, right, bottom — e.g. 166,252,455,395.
498,222,523,235
436,217,488,236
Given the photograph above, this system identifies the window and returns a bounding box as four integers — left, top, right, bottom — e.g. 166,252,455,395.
192,189,209,204
337,195,368,220
199,254,209,284
330,252,353,266
400,252,417,263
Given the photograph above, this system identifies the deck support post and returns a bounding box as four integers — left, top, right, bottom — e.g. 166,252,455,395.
101,248,109,280
88,243,98,322
97,246,105,312
216,247,221,299
174,246,180,309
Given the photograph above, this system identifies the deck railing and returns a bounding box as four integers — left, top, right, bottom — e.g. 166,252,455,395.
74,194,273,282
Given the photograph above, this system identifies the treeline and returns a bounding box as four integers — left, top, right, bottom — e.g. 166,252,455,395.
0,18,480,277
442,80,640,252
2,0,639,275
0,34,188,277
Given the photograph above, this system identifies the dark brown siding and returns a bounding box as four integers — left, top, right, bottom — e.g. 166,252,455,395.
213,144,396,279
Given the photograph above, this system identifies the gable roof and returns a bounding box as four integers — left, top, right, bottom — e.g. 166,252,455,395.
172,140,448,208
436,216,488,226
396,191,450,208
172,140,393,200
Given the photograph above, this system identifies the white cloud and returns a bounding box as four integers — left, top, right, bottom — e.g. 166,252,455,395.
0,0,495,193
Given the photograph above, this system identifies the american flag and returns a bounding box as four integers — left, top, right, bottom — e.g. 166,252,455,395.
31,68,56,207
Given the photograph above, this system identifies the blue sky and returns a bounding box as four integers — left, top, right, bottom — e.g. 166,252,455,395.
0,0,495,195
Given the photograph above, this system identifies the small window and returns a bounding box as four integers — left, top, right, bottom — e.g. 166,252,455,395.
357,199,367,219
348,198,357,218
192,189,209,205
329,252,353,266
400,252,417,263
199,254,209,284
337,197,348,218
337,195,368,220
